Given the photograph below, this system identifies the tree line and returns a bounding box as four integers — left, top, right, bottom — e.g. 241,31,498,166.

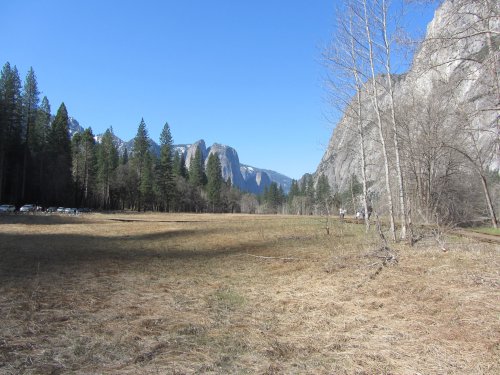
0,61,339,214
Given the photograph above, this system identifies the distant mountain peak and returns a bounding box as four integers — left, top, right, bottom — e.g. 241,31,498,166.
67,121,292,194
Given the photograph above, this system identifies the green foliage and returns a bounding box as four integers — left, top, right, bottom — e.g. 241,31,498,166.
316,174,331,204
97,128,118,208
121,148,128,165
132,118,150,174
131,118,151,211
189,146,206,187
206,153,223,212
0,62,23,146
338,174,363,211
72,127,96,206
34,96,51,153
173,152,187,179
46,103,72,205
140,153,154,210
22,67,39,148
157,122,175,211
0,62,23,203
263,182,284,213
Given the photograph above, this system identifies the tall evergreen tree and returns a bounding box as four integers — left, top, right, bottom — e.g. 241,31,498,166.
34,96,51,203
173,152,187,179
72,127,96,206
189,146,205,187
157,122,175,211
20,67,40,201
140,152,154,211
288,180,300,201
264,182,283,213
132,118,150,211
305,174,315,201
316,175,331,204
0,63,22,203
72,132,83,205
121,148,128,165
316,174,332,215
47,103,72,205
96,128,118,209
206,152,223,212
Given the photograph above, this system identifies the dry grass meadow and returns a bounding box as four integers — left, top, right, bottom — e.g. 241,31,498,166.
0,213,498,374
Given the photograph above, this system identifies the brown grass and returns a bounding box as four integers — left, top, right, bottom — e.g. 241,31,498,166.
0,213,498,374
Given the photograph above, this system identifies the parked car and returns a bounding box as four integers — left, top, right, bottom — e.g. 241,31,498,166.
20,204,36,212
46,207,58,213
0,204,16,213
64,208,77,214
56,207,65,213
76,208,91,213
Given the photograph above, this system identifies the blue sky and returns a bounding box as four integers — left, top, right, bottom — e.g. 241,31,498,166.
1,0,438,180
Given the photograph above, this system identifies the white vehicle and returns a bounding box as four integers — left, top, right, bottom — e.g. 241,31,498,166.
0,204,16,213
20,204,36,212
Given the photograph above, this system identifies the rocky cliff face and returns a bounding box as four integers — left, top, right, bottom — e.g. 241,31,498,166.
177,140,290,194
315,0,499,198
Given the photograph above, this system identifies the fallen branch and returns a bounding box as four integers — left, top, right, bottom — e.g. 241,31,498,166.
244,253,307,261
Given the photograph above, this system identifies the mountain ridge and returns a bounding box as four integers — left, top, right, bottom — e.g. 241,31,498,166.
67,119,292,194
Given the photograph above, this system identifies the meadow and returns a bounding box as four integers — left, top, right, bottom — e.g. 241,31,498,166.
0,213,498,374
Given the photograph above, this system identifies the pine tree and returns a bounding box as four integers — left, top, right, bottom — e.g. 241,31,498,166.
121,148,128,165
97,129,118,208
206,152,223,212
157,122,174,211
22,68,39,148
305,175,315,201
20,67,39,201
47,103,72,205
34,96,51,204
265,182,282,213
140,152,154,211
72,127,96,206
0,63,22,203
288,180,300,202
173,152,188,179
316,174,332,215
72,132,83,205
316,175,331,204
35,96,51,153
189,146,205,187
132,118,150,211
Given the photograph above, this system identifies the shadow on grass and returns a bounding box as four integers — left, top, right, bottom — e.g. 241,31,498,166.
0,214,103,226
0,226,271,280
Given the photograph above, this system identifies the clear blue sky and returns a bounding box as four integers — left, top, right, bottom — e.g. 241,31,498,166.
0,0,438,180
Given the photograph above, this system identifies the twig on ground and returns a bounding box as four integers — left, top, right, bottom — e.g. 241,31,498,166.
243,254,307,261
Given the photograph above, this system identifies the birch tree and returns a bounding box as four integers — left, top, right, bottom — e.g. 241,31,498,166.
325,0,372,232
377,0,409,240
361,0,397,241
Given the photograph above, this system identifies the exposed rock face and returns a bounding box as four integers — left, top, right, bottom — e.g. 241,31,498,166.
315,0,499,198
177,140,290,194
184,139,208,169
205,143,245,189
67,117,84,137
240,165,272,195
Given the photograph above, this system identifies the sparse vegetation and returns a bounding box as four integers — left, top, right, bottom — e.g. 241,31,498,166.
0,213,498,374
471,227,500,236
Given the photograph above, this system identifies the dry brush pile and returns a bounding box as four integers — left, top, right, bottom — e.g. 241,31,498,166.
0,213,498,374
